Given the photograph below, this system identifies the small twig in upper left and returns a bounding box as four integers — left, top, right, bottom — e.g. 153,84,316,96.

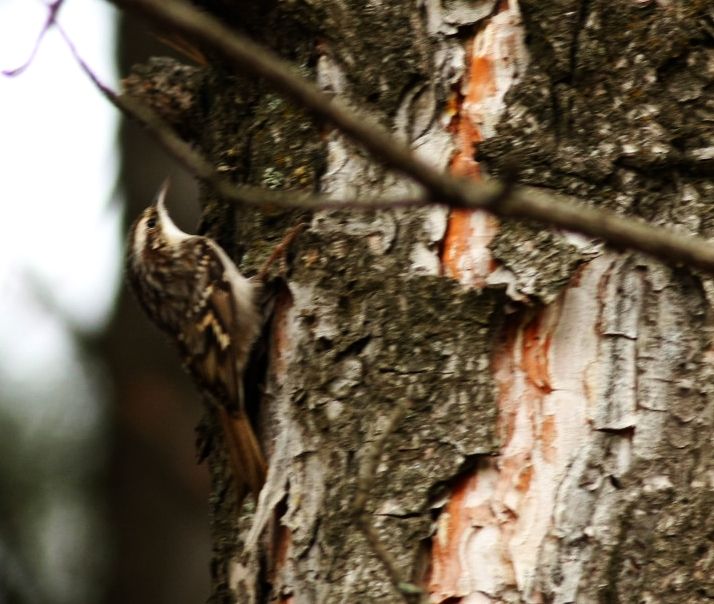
2,0,66,77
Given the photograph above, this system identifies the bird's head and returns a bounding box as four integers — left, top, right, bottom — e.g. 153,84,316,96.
127,179,190,267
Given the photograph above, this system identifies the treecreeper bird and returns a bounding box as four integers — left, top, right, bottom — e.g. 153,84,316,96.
126,180,267,500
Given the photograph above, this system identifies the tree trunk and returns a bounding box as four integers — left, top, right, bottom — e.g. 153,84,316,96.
120,1,714,602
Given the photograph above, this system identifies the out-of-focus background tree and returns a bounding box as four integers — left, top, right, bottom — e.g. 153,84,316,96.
0,2,209,602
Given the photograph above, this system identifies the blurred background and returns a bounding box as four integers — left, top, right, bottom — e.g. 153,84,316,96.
1,1,211,602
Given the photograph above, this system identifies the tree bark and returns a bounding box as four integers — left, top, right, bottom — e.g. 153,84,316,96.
118,1,714,602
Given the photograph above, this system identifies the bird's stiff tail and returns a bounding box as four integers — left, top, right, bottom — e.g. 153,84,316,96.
217,408,267,501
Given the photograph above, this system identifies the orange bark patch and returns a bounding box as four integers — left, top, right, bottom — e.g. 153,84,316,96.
521,314,553,394
428,473,475,601
440,25,500,285
466,56,497,107
442,208,476,278
513,461,534,494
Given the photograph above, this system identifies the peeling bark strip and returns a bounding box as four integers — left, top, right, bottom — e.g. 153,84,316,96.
112,0,714,602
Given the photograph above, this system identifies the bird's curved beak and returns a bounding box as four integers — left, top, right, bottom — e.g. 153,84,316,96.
154,178,173,229
154,178,171,210
151,178,189,243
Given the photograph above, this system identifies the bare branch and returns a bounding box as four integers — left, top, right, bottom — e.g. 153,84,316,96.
352,400,425,602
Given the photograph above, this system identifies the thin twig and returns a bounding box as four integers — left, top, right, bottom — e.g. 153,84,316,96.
353,400,424,602
2,0,65,77
500,186,714,271
111,0,714,274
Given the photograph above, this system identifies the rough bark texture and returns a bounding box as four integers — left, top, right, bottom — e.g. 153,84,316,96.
120,0,714,603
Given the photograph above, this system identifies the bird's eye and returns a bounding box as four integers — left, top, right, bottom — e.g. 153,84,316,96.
146,217,157,229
